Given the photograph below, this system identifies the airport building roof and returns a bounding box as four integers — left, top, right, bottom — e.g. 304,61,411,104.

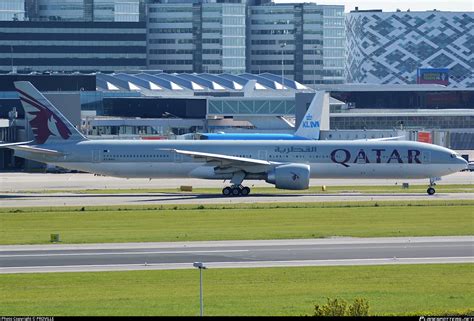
95,72,311,96
315,83,474,92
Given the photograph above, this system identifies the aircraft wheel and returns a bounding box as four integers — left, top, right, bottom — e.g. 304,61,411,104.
427,187,436,195
231,187,242,196
241,186,250,196
222,187,232,197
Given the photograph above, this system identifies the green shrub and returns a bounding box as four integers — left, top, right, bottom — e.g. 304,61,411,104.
313,297,369,316
348,297,370,316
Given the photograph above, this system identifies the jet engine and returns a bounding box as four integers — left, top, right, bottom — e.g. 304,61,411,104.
265,163,310,190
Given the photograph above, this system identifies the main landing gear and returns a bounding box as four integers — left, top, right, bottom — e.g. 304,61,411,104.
221,171,251,197
427,177,437,195
222,185,251,197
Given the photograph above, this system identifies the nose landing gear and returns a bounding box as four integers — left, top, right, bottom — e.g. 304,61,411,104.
427,186,435,195
427,177,438,195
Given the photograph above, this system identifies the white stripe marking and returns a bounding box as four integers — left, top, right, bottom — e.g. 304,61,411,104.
0,250,248,258
0,257,472,274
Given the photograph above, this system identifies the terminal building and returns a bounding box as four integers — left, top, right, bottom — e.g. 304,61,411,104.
25,0,143,22
0,21,147,74
147,1,247,74
147,0,345,84
248,2,345,84
0,0,25,21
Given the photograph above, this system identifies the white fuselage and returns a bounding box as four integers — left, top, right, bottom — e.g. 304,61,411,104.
15,139,468,181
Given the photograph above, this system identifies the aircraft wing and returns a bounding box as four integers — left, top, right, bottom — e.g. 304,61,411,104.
361,136,406,141
0,141,34,147
165,148,275,168
3,144,64,156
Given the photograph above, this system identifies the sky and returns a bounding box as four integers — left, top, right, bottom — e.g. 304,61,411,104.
273,0,474,12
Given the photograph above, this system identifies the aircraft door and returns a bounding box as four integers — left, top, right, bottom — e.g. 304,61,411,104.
422,151,431,164
258,150,268,160
174,151,184,163
92,150,102,163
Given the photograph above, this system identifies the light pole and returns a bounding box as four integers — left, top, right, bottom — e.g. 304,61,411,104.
280,42,286,89
193,262,207,316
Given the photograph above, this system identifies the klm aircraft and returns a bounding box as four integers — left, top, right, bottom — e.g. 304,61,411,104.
1,82,467,196
198,91,326,141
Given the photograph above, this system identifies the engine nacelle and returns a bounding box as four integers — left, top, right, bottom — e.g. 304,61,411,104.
265,163,310,190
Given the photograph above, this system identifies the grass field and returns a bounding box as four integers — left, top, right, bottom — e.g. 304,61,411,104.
1,200,473,245
13,184,474,195
0,264,472,316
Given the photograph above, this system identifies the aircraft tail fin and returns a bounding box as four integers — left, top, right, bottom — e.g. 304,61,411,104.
14,81,86,145
294,91,326,140
243,80,257,97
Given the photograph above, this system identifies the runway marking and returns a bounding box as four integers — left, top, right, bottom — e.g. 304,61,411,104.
0,256,472,274
252,244,473,251
0,249,249,258
0,241,474,257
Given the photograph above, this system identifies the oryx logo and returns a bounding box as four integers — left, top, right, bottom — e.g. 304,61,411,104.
291,172,299,181
17,88,72,144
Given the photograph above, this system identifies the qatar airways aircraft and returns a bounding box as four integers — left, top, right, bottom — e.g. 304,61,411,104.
1,81,467,196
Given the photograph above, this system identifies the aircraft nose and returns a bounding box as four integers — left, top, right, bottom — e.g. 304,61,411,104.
456,156,468,170
457,156,469,169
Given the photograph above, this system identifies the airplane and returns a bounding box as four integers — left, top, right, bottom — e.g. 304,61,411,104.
190,91,405,142
195,90,326,141
0,81,468,197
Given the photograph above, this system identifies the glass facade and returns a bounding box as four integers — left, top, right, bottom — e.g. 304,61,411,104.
330,90,474,109
147,3,194,72
147,2,246,74
346,11,474,87
35,0,140,22
208,98,295,116
0,21,147,73
248,4,298,79
0,0,25,21
331,115,474,130
322,6,345,84
219,4,246,73
248,3,343,84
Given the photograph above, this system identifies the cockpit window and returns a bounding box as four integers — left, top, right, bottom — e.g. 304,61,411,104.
451,153,457,158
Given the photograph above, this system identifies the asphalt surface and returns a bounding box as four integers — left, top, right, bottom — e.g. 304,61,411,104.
1,171,472,192
0,237,472,273
1,191,473,207
1,171,471,207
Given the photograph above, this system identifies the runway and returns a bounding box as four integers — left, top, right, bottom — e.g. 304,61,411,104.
0,236,472,273
0,171,472,192
1,191,473,207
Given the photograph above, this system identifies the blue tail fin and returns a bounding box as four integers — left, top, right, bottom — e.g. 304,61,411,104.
294,91,327,140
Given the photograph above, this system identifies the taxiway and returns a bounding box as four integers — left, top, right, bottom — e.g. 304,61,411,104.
0,236,472,274
1,191,473,207
0,171,472,192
